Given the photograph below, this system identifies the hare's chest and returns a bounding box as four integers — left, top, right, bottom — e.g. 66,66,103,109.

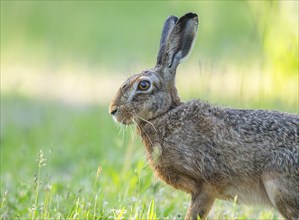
149,144,163,167
147,144,175,180
147,144,198,194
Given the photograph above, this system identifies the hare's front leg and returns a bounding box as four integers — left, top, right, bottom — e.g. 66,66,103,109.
185,186,217,220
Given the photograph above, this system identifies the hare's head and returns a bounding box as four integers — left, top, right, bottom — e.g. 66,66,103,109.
109,13,198,125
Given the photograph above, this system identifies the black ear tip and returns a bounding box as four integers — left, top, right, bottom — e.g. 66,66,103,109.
184,12,198,20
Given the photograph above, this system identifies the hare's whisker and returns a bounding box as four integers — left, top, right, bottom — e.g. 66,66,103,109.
135,115,157,132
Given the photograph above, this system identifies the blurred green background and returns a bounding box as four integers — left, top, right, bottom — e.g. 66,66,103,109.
1,1,298,219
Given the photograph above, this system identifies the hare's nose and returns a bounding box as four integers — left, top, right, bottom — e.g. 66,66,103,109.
109,106,118,115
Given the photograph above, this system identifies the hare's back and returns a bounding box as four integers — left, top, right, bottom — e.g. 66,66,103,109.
165,101,299,173
224,108,299,148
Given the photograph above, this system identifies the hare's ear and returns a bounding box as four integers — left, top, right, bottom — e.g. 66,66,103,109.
156,13,198,74
156,15,178,66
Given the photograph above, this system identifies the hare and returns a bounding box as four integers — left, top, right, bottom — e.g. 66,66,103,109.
109,13,299,219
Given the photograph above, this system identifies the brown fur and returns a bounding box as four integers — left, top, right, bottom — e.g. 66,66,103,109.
109,13,299,219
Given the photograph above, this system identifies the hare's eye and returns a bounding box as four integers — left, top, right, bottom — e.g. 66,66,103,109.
137,80,151,91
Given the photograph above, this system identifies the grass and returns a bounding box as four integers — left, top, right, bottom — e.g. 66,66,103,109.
0,93,292,219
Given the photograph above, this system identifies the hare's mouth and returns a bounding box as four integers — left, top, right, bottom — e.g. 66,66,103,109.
113,115,133,125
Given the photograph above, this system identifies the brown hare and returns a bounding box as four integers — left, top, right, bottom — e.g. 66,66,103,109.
109,12,299,219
